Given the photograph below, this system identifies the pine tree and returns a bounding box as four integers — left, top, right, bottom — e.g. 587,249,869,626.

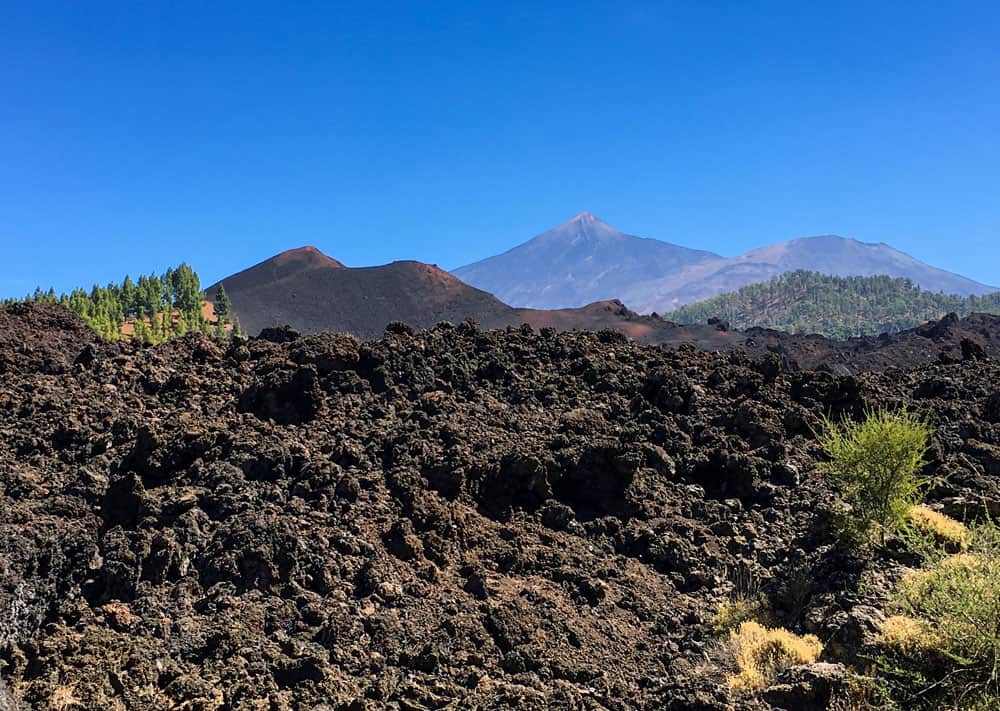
122,276,137,316
172,264,202,315
133,317,148,344
213,284,231,325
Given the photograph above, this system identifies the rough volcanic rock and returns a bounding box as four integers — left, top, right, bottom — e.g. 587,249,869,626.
1,303,999,709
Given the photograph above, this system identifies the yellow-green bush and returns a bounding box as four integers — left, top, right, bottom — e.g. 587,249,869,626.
713,596,766,634
725,621,823,692
878,615,935,655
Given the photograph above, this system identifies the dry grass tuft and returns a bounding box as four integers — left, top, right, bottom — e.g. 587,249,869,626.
905,505,968,548
725,620,823,692
879,614,935,654
49,685,84,710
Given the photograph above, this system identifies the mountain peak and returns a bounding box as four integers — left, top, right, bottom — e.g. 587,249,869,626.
270,245,346,270
563,211,613,230
206,245,346,301
544,211,621,243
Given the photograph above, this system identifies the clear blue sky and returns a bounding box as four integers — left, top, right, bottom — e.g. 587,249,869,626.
2,1,998,297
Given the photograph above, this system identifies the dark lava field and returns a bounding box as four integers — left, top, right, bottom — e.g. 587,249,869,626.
2,302,1000,709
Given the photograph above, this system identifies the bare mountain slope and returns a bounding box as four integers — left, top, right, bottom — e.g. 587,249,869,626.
206,247,514,340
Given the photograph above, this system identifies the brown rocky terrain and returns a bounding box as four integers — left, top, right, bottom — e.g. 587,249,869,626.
1,302,1000,709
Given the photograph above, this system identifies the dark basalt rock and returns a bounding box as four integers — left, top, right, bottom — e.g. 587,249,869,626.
238,365,323,424
1,302,1000,709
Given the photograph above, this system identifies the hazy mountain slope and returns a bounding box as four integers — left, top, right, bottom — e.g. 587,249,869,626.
739,236,993,295
625,235,997,312
452,212,722,309
667,270,1000,338
456,216,995,313
622,259,780,313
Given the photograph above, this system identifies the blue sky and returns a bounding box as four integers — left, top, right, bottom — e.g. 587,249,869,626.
2,1,998,297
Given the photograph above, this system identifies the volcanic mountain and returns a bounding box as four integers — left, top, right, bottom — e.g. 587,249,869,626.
206,247,517,340
454,214,996,312
451,212,722,309
210,246,798,349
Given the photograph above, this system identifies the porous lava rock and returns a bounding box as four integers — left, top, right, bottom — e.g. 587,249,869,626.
1,303,999,708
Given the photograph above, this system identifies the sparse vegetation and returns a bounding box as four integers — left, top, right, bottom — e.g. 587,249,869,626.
714,596,767,634
816,411,1000,709
713,563,770,633
667,270,1000,338
874,523,1000,709
817,408,932,546
724,620,823,692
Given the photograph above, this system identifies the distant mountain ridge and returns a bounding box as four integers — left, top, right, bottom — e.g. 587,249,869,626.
453,214,996,312
667,270,1000,339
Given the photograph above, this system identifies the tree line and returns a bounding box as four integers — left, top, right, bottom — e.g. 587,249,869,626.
2,264,240,344
666,270,1000,338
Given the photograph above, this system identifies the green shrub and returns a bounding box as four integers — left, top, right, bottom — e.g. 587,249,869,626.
816,408,932,546
876,521,1000,708
714,596,767,634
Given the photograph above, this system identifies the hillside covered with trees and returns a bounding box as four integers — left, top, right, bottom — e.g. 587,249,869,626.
2,264,239,343
666,270,1000,338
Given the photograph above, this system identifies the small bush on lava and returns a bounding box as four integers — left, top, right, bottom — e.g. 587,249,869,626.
714,596,767,634
713,563,770,634
817,408,932,546
724,620,823,692
876,521,1000,709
